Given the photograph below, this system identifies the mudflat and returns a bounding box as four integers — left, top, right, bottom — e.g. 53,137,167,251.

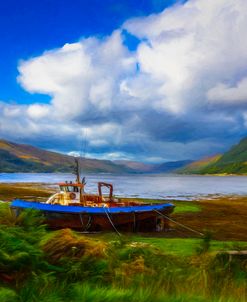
0,182,55,202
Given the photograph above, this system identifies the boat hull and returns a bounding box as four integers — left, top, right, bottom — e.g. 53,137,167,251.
11,199,175,232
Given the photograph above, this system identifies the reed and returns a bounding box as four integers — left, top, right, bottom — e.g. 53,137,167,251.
0,203,246,302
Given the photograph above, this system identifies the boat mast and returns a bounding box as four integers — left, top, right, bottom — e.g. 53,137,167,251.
74,157,86,204
74,157,81,184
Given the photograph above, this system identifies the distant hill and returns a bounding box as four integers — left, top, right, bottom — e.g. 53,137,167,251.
178,155,222,174
179,137,247,175
0,139,194,174
114,160,155,173
152,160,193,173
0,139,132,173
115,160,193,173
200,138,247,174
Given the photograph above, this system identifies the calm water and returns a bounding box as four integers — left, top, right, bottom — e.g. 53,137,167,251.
1,173,247,200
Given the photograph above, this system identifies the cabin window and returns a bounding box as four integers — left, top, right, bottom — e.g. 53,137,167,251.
60,185,79,192
67,186,74,192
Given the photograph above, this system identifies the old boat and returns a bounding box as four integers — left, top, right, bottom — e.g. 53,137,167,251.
11,160,174,232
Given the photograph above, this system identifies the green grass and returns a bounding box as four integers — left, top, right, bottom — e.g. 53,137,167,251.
97,233,247,256
173,201,201,214
122,198,201,214
146,237,247,255
0,203,246,302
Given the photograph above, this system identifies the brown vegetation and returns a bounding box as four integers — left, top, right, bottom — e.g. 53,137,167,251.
172,197,247,241
0,183,55,202
41,228,107,263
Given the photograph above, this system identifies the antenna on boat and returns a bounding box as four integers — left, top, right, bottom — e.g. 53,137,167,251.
79,128,88,184
73,157,86,205
74,157,81,184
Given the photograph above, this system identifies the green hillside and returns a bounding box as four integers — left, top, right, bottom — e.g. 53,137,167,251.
180,137,247,175
217,137,247,164
178,154,222,174
201,137,247,174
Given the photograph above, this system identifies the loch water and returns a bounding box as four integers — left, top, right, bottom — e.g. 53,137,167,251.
1,173,247,200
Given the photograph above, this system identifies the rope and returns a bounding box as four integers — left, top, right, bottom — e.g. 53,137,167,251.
84,216,92,231
79,214,84,228
79,214,92,232
154,210,204,237
103,207,121,237
133,212,136,232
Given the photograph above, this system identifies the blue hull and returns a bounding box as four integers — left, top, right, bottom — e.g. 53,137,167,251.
11,199,175,231
11,199,174,214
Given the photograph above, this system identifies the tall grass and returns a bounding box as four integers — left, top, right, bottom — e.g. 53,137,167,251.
0,203,246,301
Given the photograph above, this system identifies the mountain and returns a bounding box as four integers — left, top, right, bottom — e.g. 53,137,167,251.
0,139,132,173
180,137,247,175
178,155,222,174
152,160,193,173
0,139,195,174
114,160,155,173
200,137,247,174
115,160,193,173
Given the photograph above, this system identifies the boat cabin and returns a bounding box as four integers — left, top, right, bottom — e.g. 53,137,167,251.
46,181,114,207
59,182,84,204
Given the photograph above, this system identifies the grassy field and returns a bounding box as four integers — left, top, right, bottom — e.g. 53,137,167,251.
0,183,246,301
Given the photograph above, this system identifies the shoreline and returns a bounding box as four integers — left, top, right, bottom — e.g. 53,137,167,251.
1,182,246,241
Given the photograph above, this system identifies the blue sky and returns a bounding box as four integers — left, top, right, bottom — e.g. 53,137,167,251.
0,0,178,103
1,0,247,162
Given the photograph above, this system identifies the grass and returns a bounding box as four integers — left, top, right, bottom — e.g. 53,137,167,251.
0,183,54,202
172,200,201,214
0,183,247,301
96,233,247,256
122,197,202,214
172,196,247,241
0,203,246,301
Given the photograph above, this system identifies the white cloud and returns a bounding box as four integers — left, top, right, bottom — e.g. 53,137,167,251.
124,0,247,112
2,103,23,117
18,31,136,120
27,104,51,119
207,78,247,103
1,0,247,161
67,151,81,157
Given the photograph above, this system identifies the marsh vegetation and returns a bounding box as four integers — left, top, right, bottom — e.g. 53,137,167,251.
0,184,246,301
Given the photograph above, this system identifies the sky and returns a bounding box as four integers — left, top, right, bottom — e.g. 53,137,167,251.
1,0,247,163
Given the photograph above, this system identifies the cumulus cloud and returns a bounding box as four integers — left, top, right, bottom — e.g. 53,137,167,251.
18,31,136,120
207,78,247,103
27,104,51,119
124,0,247,112
1,0,247,162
